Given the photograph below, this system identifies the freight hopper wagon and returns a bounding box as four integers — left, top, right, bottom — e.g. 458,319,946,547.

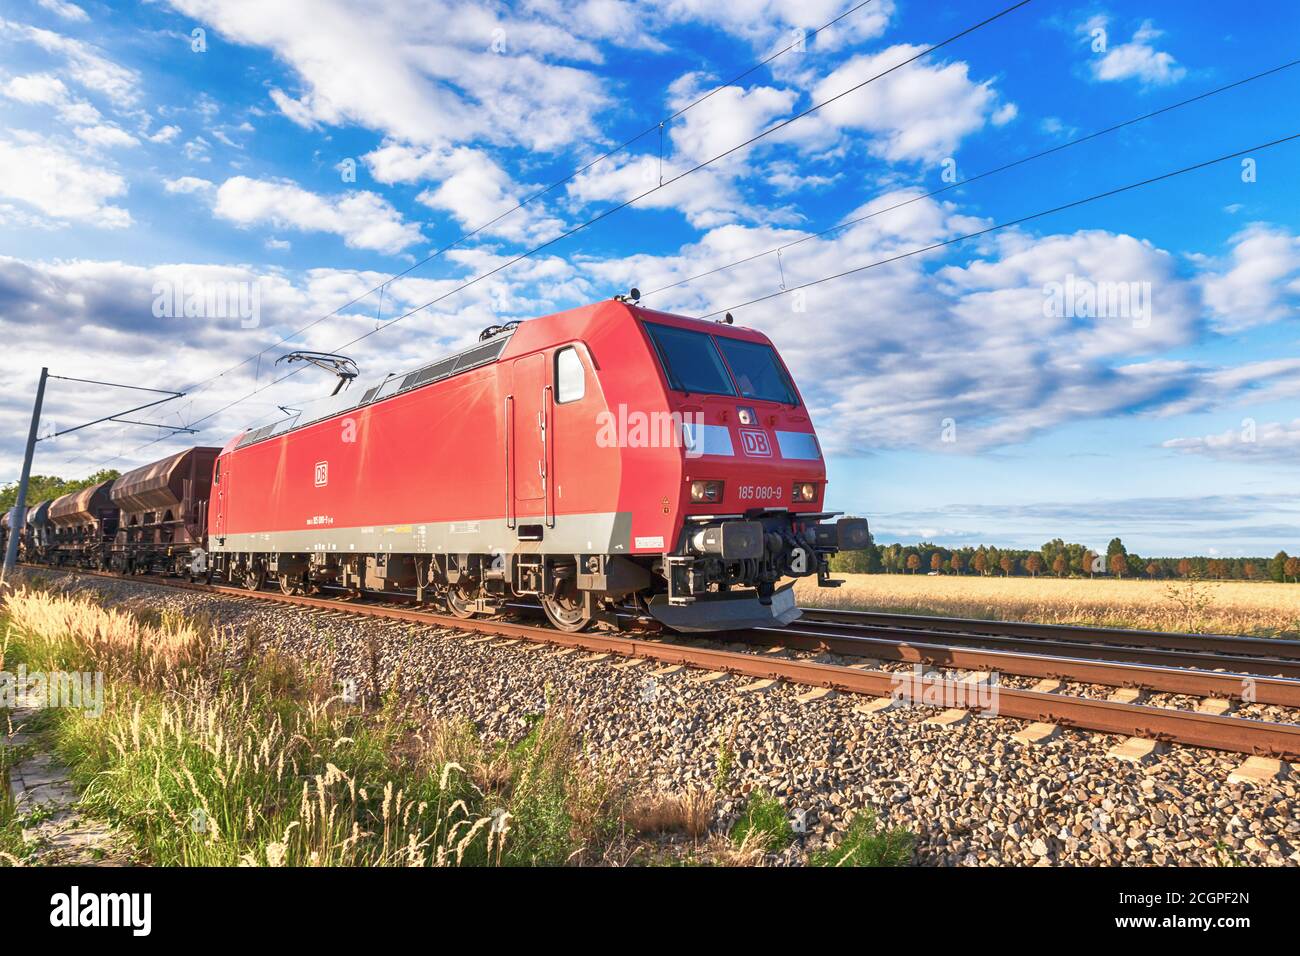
47,479,119,569
208,301,866,632
111,447,220,575
22,500,53,562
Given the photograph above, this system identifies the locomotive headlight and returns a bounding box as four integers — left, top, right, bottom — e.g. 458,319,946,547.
690,480,724,503
793,482,818,502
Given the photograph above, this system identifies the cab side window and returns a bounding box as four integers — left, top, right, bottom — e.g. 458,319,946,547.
555,346,585,403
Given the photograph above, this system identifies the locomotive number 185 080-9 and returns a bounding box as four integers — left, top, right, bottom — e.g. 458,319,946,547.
737,484,784,502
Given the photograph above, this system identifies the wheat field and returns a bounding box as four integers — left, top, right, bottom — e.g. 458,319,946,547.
794,573,1300,637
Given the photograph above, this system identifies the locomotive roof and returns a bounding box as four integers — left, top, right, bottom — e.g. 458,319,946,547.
231,324,520,451
226,300,780,454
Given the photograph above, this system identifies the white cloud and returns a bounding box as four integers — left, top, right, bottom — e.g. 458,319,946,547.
56,99,101,125
37,0,90,22
806,44,1017,163
183,136,211,161
74,123,139,149
665,74,798,164
1163,420,1300,463
212,176,424,253
1081,17,1186,87
565,76,804,229
1,72,70,105
1199,224,1300,333
655,0,894,53
0,71,133,145
0,18,141,106
164,176,215,194
163,0,612,151
0,135,130,227
416,152,563,243
148,124,182,144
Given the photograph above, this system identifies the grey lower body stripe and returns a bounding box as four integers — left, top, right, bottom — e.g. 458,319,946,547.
213,511,635,557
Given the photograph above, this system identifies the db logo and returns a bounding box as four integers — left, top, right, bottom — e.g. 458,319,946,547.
739,429,771,457
314,461,328,487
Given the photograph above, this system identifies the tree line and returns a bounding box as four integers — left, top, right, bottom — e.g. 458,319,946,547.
830,537,1300,583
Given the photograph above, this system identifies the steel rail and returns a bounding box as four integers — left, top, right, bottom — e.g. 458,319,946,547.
778,618,1300,680
14,566,1300,759
739,625,1300,707
799,607,1300,659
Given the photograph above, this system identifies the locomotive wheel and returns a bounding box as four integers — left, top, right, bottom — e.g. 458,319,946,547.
243,565,266,591
278,573,304,596
540,584,591,633
444,583,479,619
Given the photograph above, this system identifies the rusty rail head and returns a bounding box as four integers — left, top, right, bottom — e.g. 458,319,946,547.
783,617,1300,680
738,625,1300,708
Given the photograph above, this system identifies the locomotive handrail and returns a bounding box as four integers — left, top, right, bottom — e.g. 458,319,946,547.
504,395,514,531
542,384,554,529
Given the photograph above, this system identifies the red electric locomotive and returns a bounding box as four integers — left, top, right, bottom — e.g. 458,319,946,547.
206,299,867,631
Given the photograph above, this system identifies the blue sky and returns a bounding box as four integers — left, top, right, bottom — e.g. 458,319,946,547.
1,0,1298,557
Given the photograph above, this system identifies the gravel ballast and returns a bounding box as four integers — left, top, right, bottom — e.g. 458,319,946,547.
19,571,1300,867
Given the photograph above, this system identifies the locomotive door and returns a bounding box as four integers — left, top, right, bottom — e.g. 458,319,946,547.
510,354,548,521
214,456,227,542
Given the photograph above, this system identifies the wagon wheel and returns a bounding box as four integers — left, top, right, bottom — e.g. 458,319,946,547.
444,582,480,619
540,580,591,633
243,563,266,591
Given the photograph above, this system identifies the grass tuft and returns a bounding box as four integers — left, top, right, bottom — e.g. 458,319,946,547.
729,789,791,851
809,809,913,867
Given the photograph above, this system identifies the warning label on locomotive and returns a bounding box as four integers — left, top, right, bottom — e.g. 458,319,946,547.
634,536,665,549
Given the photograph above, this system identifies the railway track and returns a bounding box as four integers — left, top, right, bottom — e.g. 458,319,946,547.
12,565,1300,764
800,607,1300,659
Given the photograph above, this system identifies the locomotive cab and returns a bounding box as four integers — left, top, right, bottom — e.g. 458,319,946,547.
625,307,869,630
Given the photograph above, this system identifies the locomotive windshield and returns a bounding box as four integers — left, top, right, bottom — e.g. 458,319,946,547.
714,337,797,405
645,321,798,404
644,322,737,396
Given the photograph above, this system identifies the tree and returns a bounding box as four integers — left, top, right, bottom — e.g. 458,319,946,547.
1025,553,1043,577
1244,562,1260,581
1052,554,1067,577
1269,551,1290,584
1083,549,1098,578
906,553,920,574
1285,557,1300,583
1106,537,1127,561
973,550,988,576
1108,552,1127,578
1177,559,1192,579
1146,562,1160,580
930,552,945,574
950,553,964,574
999,555,1014,577
1041,538,1065,571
